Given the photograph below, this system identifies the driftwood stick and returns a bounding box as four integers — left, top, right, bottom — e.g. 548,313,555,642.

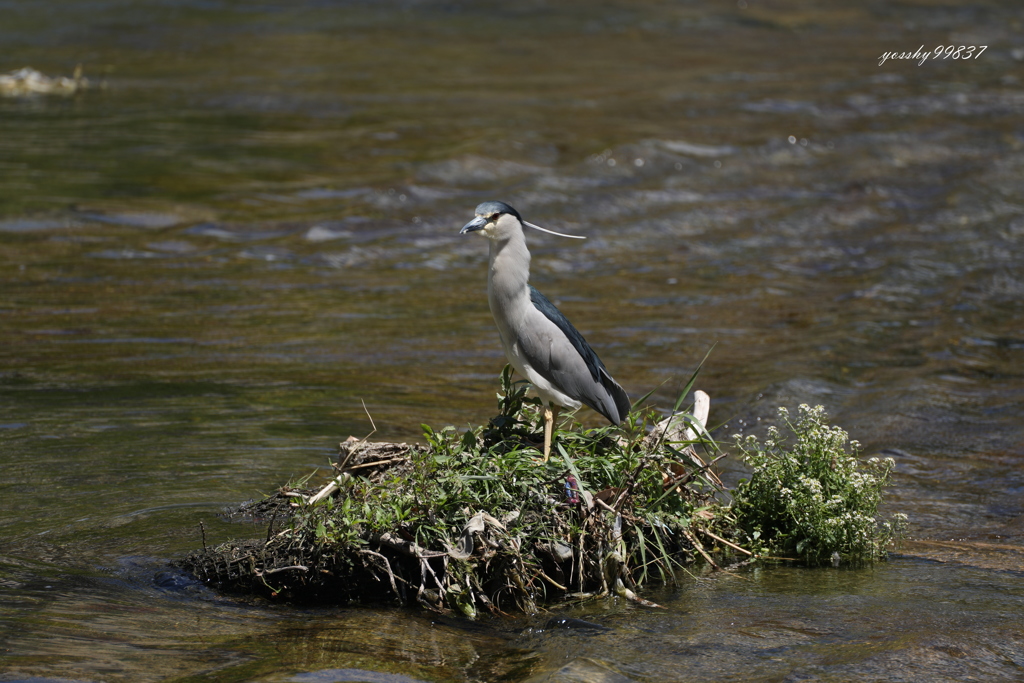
345,457,403,472
417,558,448,604
614,577,666,608
307,455,405,506
307,479,340,506
359,549,399,596
533,568,568,591
575,531,585,593
372,532,449,559
312,403,380,504
682,528,719,570
258,564,308,576
699,528,752,556
668,452,728,490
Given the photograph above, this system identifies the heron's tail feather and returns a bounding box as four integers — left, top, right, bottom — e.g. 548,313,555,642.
598,368,632,425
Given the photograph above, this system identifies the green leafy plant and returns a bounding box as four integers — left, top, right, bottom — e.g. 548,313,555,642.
731,404,906,565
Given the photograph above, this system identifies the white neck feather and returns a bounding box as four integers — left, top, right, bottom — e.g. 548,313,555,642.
486,227,532,345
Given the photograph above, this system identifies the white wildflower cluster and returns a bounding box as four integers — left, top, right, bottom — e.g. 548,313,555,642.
732,404,903,565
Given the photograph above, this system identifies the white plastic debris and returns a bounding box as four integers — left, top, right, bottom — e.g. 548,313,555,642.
0,66,88,97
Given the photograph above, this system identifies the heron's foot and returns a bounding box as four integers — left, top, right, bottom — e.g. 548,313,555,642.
529,441,552,464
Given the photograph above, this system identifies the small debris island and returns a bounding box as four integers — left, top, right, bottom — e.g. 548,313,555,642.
178,367,902,616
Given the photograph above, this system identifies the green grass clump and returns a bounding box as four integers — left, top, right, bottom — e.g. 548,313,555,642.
731,404,906,565
289,365,725,615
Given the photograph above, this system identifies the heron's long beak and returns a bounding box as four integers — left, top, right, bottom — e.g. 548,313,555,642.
460,216,488,234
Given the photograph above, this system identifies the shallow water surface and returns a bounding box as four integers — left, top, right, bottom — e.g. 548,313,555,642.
2,1,1023,681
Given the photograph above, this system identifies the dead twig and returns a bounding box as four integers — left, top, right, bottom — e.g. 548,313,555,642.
698,528,752,556
359,549,399,597
344,457,403,472
681,528,719,570
256,564,308,576
309,400,380,505
372,532,449,559
533,568,568,591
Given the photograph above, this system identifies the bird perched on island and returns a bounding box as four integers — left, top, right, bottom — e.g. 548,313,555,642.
460,201,631,462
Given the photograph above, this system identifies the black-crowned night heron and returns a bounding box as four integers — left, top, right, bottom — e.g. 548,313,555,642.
461,201,630,462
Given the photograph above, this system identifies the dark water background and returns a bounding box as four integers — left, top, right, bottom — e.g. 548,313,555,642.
2,1,1023,681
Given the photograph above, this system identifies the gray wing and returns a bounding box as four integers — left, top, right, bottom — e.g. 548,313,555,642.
522,286,631,424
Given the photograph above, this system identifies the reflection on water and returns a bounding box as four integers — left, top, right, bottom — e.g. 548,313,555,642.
1,0,1023,681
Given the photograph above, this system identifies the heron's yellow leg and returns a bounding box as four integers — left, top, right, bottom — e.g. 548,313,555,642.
542,405,560,462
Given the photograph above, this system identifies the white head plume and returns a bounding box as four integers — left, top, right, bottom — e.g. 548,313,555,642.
522,221,586,239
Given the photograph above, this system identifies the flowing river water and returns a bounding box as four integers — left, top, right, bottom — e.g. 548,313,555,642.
2,1,1023,681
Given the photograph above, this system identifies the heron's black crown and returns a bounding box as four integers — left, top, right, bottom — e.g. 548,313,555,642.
475,201,522,222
